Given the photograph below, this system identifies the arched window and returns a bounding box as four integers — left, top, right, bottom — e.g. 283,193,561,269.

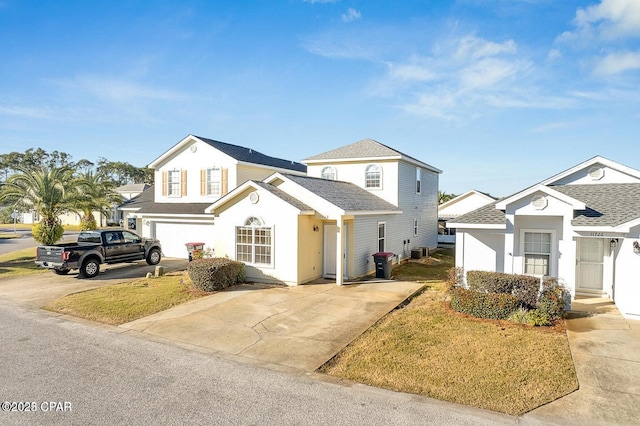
321,166,336,180
236,217,272,265
365,164,382,189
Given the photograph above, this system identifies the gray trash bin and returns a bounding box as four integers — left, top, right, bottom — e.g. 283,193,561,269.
372,252,394,279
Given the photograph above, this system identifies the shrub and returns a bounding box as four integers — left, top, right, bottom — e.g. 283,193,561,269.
466,271,539,309
537,277,569,320
32,219,64,245
450,287,519,320
524,309,551,326
508,308,530,324
80,214,98,231
187,258,245,292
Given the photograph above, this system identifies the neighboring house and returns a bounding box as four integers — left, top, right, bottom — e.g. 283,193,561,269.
110,183,150,226
207,138,442,285
438,190,496,244
133,135,307,258
448,156,640,319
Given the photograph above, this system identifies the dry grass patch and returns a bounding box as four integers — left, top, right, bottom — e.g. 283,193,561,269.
43,273,208,325
0,248,46,278
320,287,578,415
392,248,454,281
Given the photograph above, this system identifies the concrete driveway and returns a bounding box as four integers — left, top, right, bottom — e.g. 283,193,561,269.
0,258,188,308
119,280,424,372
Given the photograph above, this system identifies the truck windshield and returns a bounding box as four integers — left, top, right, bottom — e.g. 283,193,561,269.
77,232,102,244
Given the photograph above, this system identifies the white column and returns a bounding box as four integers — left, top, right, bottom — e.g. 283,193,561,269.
336,216,344,286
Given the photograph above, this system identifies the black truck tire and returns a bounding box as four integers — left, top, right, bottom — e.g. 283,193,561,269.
53,267,70,275
146,248,161,265
80,258,100,278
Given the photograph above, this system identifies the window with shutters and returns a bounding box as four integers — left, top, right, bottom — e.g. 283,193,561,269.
167,170,181,196
206,167,221,196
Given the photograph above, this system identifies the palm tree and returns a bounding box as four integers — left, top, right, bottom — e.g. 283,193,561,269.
0,165,84,244
438,191,457,205
75,171,123,230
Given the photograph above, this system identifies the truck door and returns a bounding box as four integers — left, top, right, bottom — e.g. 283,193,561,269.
104,231,126,260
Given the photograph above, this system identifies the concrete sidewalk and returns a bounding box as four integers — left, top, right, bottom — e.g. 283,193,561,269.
521,298,640,426
119,280,424,372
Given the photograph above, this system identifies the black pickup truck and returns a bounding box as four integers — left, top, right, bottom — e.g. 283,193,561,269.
35,229,162,278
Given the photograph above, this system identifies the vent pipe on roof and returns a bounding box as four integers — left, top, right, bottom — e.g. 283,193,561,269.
249,148,252,154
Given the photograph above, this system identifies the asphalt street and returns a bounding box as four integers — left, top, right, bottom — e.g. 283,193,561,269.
0,229,79,255
0,301,513,426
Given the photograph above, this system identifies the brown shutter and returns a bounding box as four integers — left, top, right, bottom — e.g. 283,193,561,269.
181,170,187,196
221,168,228,195
162,171,168,196
200,169,206,196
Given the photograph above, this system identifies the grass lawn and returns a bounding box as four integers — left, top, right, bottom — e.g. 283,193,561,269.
320,249,578,416
0,248,46,278
43,273,208,325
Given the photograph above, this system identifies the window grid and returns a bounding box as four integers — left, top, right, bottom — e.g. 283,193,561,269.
236,217,272,265
207,167,221,195
524,232,551,276
365,165,381,189
321,166,336,180
168,170,180,196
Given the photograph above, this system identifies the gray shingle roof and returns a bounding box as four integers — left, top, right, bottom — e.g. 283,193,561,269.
449,199,506,225
196,136,306,173
251,181,313,212
283,174,400,212
303,138,441,172
119,186,211,215
552,183,640,227
450,183,640,228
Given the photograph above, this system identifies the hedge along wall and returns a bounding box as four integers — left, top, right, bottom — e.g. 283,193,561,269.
187,258,245,292
466,271,540,309
449,287,520,320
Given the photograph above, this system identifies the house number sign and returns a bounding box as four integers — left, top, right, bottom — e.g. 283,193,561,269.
590,232,604,237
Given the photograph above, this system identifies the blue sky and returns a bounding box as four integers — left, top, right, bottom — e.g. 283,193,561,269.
1,0,639,197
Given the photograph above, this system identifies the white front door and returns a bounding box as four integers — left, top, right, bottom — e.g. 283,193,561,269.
323,224,347,278
577,238,605,294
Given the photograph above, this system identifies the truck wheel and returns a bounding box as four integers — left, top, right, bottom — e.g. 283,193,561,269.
146,248,161,265
80,258,100,278
53,268,70,275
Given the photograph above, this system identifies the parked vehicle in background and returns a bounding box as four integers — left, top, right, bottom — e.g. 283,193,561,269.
35,229,162,278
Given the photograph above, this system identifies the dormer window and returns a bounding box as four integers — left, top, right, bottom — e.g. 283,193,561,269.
365,164,382,189
321,166,336,180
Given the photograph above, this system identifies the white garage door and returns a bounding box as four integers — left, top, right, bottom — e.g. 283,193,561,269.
153,222,215,258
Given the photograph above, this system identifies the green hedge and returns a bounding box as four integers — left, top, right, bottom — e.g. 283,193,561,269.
537,277,569,320
187,258,245,292
450,287,519,320
466,270,540,309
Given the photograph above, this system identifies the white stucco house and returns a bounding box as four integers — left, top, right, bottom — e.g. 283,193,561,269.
207,138,441,285
438,190,496,244
448,156,640,319
129,135,307,258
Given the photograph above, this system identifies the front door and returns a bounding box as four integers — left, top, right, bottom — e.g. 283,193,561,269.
577,238,605,294
323,224,348,278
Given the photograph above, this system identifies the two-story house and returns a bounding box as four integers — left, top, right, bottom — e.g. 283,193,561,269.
206,138,441,285
129,135,306,258
448,156,640,319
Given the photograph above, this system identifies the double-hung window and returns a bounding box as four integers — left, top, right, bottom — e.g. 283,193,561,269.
236,217,272,265
378,222,386,252
167,170,181,196
416,168,421,194
206,167,221,196
365,164,381,189
523,231,552,276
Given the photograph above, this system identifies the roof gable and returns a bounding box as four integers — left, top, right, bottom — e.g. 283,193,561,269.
542,156,640,186
148,134,306,173
303,138,441,173
438,190,496,219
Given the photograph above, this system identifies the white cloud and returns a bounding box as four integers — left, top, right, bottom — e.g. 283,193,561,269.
50,75,187,103
341,8,361,23
455,36,517,59
594,50,640,74
561,0,640,42
459,58,530,91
